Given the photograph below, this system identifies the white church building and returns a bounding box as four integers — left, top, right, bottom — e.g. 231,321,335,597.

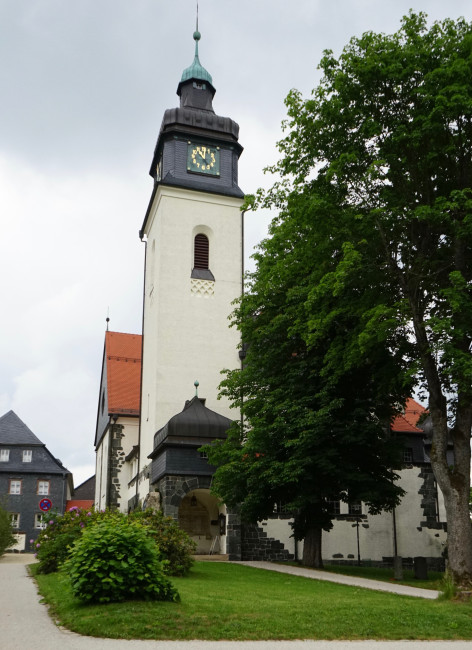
94,30,447,569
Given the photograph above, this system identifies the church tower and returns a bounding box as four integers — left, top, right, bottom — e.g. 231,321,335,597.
137,29,244,547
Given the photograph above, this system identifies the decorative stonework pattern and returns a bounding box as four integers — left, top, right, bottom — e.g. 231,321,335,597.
191,279,215,298
109,424,125,510
241,523,294,562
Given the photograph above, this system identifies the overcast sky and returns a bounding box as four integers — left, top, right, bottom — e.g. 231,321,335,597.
1,1,471,488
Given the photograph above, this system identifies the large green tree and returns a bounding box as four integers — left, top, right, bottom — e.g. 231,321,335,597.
211,12,472,584
210,192,412,568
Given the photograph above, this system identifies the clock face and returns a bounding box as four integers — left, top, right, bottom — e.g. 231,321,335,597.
187,143,220,176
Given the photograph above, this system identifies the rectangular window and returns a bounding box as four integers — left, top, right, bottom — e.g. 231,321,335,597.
9,480,21,495
0,449,10,462
199,450,208,459
34,513,46,529
349,501,362,516
37,481,50,495
403,448,413,464
327,498,341,515
10,513,20,528
22,450,32,463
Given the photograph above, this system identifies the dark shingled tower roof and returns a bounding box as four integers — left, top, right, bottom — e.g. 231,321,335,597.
149,396,232,458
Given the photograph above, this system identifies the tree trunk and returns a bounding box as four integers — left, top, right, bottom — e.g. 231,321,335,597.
405,283,472,589
429,401,472,589
302,524,323,568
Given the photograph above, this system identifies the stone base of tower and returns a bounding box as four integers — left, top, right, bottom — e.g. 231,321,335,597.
155,474,241,560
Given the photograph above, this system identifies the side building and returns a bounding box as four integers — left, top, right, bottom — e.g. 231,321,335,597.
94,331,142,512
255,399,448,569
0,410,72,551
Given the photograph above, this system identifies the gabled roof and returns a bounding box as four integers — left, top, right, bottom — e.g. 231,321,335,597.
0,411,43,445
391,398,426,434
106,331,142,415
73,475,95,498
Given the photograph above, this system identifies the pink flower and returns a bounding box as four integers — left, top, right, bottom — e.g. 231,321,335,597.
36,543,40,548
79,522,85,528
86,512,92,517
29,539,34,544
49,520,54,525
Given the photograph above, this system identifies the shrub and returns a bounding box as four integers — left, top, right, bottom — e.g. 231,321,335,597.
35,508,113,573
130,509,196,576
0,505,15,556
64,519,179,603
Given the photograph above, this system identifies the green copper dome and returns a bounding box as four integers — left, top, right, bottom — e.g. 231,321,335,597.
180,30,213,85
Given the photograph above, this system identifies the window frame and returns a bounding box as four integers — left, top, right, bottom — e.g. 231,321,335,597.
37,480,50,496
0,449,10,462
9,479,22,495
34,513,46,529
348,501,362,516
10,513,20,528
22,449,32,463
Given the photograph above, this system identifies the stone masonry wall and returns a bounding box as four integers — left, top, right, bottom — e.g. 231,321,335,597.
241,523,294,561
108,423,125,509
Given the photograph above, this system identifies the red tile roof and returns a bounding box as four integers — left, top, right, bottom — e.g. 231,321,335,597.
391,397,426,433
106,332,142,416
66,500,94,511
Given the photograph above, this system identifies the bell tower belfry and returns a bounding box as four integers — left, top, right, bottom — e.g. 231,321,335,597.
137,30,244,509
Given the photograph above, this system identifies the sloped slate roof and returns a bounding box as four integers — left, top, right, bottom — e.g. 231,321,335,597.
0,410,43,445
106,331,142,415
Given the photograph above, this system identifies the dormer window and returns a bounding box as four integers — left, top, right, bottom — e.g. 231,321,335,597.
193,81,206,90
22,450,32,463
0,449,9,462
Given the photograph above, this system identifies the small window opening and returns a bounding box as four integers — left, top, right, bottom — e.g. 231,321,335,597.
192,234,215,281
194,234,209,269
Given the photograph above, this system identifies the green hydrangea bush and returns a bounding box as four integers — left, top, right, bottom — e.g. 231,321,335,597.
130,509,196,576
35,508,113,573
35,506,196,577
64,519,180,603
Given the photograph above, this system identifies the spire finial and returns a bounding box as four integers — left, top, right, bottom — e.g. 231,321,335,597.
194,380,199,397
106,308,110,332
196,1,199,32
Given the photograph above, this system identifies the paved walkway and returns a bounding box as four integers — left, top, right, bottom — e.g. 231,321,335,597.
237,561,440,599
0,553,470,650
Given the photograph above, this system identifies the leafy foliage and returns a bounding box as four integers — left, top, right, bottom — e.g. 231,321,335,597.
35,507,195,576
35,507,111,573
64,518,179,603
0,504,15,556
209,12,472,579
130,510,196,576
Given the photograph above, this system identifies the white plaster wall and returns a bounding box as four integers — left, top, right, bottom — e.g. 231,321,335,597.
257,467,447,563
94,432,109,511
139,185,243,473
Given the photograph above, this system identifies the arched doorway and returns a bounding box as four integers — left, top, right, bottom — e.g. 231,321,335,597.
178,489,221,554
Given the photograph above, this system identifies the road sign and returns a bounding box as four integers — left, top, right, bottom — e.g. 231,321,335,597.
39,498,52,512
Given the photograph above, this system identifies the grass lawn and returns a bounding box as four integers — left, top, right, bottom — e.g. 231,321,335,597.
32,561,472,641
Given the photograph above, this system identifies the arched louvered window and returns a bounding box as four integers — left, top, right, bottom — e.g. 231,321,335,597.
194,234,209,269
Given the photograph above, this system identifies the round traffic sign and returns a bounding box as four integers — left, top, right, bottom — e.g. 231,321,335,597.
39,498,52,512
